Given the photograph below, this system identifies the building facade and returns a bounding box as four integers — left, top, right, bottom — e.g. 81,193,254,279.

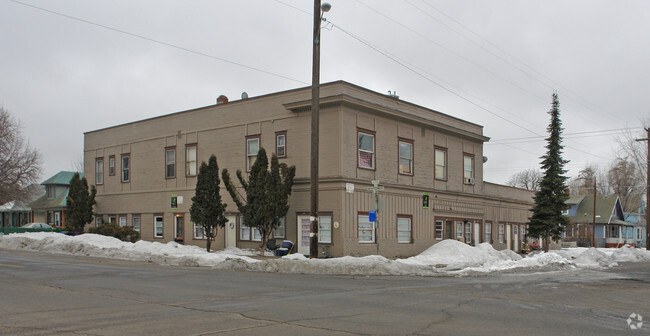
563,194,636,247
30,171,79,228
84,81,534,257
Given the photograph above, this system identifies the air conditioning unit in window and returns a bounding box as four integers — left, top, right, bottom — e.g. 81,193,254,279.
465,177,475,185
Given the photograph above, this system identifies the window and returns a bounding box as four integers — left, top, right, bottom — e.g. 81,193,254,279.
358,214,375,243
276,132,287,158
463,154,474,184
435,220,443,240
498,224,505,243
240,215,250,240
319,216,332,244
96,158,104,185
109,155,115,176
46,186,55,199
194,223,204,239
456,221,464,241
53,211,61,228
520,225,526,242
561,209,569,215
274,217,286,238
484,222,492,243
119,216,127,228
358,130,375,169
186,145,197,177
464,221,472,243
397,216,412,243
252,227,261,241
246,136,260,172
165,148,176,178
434,148,447,180
398,139,413,175
95,217,102,227
607,225,619,238
132,216,141,232
154,216,164,238
121,155,130,182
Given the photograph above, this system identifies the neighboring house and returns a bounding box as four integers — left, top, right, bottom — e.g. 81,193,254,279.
0,184,45,227
563,194,636,247
84,81,535,257
30,171,81,229
625,202,646,248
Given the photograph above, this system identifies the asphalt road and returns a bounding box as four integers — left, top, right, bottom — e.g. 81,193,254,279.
0,249,648,336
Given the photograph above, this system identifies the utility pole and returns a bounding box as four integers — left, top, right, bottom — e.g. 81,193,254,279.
592,178,596,248
636,127,649,250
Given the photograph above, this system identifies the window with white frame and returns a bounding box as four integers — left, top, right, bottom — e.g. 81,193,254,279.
456,221,464,240
276,132,286,158
397,216,412,243
274,217,286,238
121,155,130,182
194,223,204,239
119,216,127,227
435,220,443,240
520,225,526,242
561,209,569,215
132,216,141,232
498,223,505,243
435,148,447,180
154,216,164,238
358,214,375,243
95,217,102,227
46,186,55,199
186,145,197,177
319,216,332,244
252,227,261,241
484,222,492,243
246,136,260,172
240,215,250,240
464,221,472,243
463,154,474,184
96,158,104,185
165,148,176,178
398,140,413,175
358,130,375,169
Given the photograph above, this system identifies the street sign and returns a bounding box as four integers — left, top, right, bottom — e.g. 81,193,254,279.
369,211,377,222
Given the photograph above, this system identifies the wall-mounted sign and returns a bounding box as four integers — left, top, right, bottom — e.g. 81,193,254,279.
346,183,355,193
171,194,178,209
177,196,184,205
369,211,377,222
423,193,430,209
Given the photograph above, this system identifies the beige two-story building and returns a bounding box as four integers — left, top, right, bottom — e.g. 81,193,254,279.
84,81,534,257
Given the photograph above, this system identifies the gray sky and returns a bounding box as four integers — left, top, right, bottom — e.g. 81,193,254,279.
1,0,648,185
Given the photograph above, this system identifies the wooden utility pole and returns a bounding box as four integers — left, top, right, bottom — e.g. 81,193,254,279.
592,178,596,248
636,128,649,250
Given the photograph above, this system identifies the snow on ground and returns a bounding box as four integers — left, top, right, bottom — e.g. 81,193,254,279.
1,232,648,276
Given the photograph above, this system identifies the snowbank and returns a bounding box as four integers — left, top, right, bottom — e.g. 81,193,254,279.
1,233,646,276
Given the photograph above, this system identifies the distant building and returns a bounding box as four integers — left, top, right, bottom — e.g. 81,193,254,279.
84,81,535,257
625,201,646,248
563,194,636,247
0,184,44,227
30,171,81,228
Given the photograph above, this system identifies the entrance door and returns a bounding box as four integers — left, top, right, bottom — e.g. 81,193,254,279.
297,215,311,255
445,221,453,239
506,224,512,250
225,215,237,248
174,215,184,242
474,222,480,245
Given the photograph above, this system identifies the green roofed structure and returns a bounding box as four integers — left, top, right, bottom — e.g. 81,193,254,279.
30,171,82,229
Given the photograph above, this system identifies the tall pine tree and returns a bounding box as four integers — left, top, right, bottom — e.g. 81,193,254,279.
527,93,570,252
222,148,295,251
190,155,227,252
66,173,96,233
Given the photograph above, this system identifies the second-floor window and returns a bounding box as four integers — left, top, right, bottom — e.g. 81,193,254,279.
46,186,55,199
435,148,446,180
109,156,115,176
246,136,260,172
358,130,375,169
121,155,130,182
276,132,286,158
95,158,104,185
398,139,413,175
463,154,474,184
186,145,197,177
165,148,176,179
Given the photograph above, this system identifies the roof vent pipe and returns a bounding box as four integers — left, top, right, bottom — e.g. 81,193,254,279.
216,95,229,104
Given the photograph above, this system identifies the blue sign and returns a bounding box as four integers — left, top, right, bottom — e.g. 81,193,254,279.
369,211,377,222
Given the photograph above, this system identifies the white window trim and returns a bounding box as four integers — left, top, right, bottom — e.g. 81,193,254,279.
246,137,260,172
276,133,286,158
154,216,164,238
119,216,127,228
463,154,474,184
274,217,286,238
132,216,141,232
121,155,130,182
96,159,104,185
194,222,205,240
397,216,412,244
358,214,375,243
165,148,176,179
398,140,413,175
435,148,447,181
358,131,375,170
484,222,491,243
435,220,443,240
186,145,197,177
318,216,332,244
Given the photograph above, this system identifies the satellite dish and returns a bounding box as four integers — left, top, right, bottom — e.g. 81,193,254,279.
483,156,488,163
241,92,249,99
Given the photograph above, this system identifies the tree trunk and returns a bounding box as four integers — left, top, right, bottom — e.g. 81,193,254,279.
543,236,550,252
206,238,212,252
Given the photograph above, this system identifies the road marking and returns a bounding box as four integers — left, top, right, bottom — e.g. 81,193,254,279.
0,263,25,269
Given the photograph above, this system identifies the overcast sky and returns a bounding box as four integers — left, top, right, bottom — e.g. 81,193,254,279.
1,0,648,185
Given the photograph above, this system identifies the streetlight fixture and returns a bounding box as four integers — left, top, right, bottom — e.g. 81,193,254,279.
310,1,331,259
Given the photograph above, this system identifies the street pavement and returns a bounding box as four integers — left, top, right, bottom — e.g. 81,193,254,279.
0,249,648,335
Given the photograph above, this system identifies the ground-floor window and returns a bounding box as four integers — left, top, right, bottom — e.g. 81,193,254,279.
358,214,375,243
456,221,464,241
435,220,443,240
498,224,505,243
520,225,526,242
606,225,619,238
319,216,332,244
154,216,164,238
239,216,261,241
397,215,412,244
119,215,127,227
484,222,491,243
464,221,472,243
274,217,286,238
132,216,141,232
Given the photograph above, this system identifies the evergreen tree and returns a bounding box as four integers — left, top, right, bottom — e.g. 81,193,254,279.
222,148,295,251
65,173,97,233
190,155,228,252
527,93,570,252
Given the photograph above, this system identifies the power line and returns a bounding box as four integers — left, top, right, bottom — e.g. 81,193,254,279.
8,0,309,85
488,128,642,144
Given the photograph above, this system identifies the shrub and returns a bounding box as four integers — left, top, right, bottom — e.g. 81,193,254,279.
89,222,141,243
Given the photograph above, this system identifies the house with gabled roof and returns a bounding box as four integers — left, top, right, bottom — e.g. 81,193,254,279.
563,194,636,247
30,171,81,229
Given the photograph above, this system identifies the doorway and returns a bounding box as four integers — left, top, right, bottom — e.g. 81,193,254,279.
506,224,512,251
225,215,237,248
174,215,184,243
473,222,480,245
297,215,311,255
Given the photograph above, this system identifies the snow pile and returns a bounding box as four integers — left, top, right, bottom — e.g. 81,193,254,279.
1,233,646,276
